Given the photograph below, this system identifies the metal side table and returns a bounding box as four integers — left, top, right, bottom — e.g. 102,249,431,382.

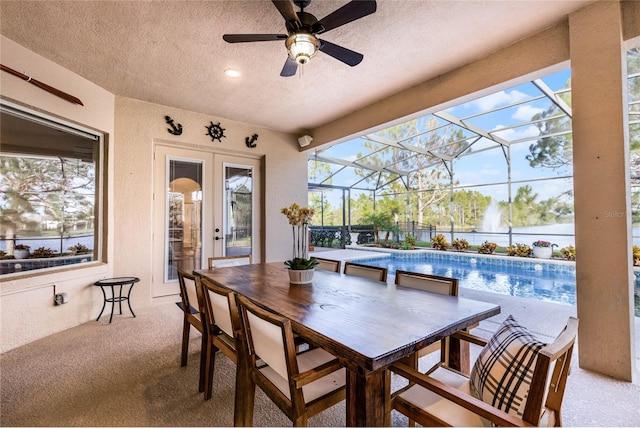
93,277,140,323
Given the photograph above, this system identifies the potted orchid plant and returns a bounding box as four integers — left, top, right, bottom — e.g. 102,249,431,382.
281,203,319,284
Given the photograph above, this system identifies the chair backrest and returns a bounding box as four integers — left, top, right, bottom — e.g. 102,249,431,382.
236,295,347,426
238,294,294,380
313,257,341,273
389,316,578,427
177,269,201,319
394,270,458,296
395,270,459,366
524,316,578,425
469,316,579,426
344,261,388,282
208,254,252,269
199,276,240,341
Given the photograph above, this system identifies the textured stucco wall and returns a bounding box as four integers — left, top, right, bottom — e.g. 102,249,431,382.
0,36,116,353
113,98,305,306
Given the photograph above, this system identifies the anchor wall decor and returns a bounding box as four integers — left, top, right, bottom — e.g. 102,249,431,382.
164,115,183,135
245,134,259,148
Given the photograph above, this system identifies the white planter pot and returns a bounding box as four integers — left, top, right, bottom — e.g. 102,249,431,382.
13,249,30,259
350,232,359,245
533,246,552,259
288,268,315,285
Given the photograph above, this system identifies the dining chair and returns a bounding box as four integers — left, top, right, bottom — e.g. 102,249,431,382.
388,315,579,427
343,261,388,282
394,270,460,367
198,276,243,401
236,294,347,427
208,254,252,269
313,257,341,273
176,268,207,393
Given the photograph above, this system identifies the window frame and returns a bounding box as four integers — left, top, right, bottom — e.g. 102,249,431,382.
0,99,106,278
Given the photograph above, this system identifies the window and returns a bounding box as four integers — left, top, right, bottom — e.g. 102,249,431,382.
0,101,104,276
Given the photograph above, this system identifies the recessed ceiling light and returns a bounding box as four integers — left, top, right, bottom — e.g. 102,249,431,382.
224,69,240,78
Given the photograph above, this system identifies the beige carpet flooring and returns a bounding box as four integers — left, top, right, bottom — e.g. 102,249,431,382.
1,295,639,427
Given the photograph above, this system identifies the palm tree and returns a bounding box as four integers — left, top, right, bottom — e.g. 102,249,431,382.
363,211,393,245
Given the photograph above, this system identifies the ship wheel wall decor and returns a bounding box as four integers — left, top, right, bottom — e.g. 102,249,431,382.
206,121,226,142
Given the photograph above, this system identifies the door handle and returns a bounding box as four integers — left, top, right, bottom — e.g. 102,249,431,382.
215,236,223,241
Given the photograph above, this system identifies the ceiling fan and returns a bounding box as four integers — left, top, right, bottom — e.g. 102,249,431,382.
223,0,377,77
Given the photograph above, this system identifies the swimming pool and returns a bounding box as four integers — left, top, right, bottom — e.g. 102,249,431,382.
348,249,640,316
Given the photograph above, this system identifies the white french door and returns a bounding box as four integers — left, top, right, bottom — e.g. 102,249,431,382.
153,146,261,298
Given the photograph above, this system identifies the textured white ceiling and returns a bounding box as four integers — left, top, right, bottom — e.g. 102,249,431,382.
0,0,593,135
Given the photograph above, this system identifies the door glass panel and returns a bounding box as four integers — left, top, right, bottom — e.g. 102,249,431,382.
225,165,252,257
167,159,202,281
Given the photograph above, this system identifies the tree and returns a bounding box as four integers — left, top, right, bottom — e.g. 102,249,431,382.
349,192,374,225
361,211,393,245
308,160,332,226
528,47,640,175
526,102,573,171
628,47,640,185
0,155,95,252
451,189,492,229
353,117,468,226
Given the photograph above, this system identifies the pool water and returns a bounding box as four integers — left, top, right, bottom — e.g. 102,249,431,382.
357,254,640,316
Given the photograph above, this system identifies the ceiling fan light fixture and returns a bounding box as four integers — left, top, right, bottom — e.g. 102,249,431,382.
286,32,319,65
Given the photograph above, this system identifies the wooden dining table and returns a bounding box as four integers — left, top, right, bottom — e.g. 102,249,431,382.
195,262,500,427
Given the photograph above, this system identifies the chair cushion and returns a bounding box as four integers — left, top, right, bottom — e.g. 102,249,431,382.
259,347,345,402
398,365,485,426
469,315,546,420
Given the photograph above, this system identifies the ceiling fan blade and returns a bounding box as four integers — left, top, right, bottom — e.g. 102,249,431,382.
319,39,363,66
312,0,377,34
280,57,298,77
223,34,287,43
272,0,302,30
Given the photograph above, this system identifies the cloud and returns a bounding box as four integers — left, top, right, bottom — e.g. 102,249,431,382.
512,105,545,121
462,90,529,111
492,124,540,144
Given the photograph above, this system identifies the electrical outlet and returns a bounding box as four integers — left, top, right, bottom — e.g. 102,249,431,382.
54,293,68,305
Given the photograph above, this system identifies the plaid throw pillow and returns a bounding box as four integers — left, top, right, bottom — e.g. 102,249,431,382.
469,315,547,420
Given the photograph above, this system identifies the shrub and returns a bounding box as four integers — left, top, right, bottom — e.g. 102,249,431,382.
633,246,640,266
15,244,30,250
430,234,450,251
478,241,498,254
32,247,56,258
506,243,533,257
401,241,413,250
561,245,576,261
451,238,470,251
404,234,416,248
68,243,90,254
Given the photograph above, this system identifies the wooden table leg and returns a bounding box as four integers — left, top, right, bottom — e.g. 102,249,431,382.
346,368,387,426
447,335,471,375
